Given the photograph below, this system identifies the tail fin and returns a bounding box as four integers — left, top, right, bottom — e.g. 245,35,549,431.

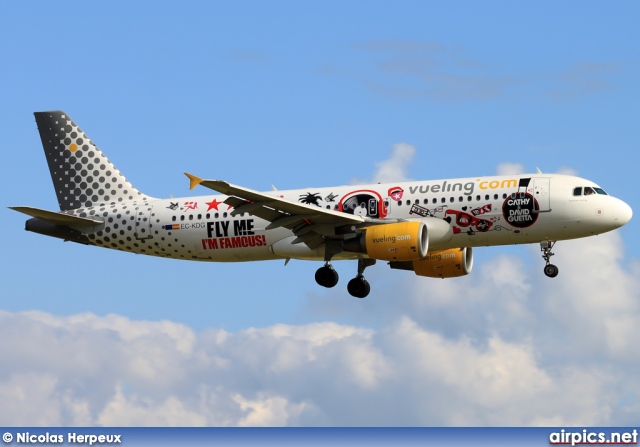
34,110,151,211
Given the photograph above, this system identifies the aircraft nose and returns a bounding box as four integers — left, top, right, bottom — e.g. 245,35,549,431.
614,199,633,228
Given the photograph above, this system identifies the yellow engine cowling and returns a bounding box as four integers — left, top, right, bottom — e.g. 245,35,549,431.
364,221,428,261
412,247,473,278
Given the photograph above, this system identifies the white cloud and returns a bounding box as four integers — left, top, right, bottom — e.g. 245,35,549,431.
0,312,391,426
2,235,639,427
233,393,308,426
353,143,416,184
96,387,207,426
357,40,517,101
496,162,526,175
373,143,415,183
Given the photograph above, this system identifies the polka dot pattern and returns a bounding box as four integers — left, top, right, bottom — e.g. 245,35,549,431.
33,111,196,260
77,204,191,259
35,111,150,211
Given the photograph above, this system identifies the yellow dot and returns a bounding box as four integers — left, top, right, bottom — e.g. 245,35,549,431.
69,143,78,152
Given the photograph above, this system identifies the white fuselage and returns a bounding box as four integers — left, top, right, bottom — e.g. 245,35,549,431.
66,173,632,263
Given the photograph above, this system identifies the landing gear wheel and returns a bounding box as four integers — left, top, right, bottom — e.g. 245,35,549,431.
543,264,559,278
540,241,559,278
315,265,339,288
347,277,370,299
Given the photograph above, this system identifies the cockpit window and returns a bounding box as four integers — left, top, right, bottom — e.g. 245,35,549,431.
573,186,607,197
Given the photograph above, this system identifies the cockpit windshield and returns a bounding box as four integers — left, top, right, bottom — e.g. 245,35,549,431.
573,186,607,196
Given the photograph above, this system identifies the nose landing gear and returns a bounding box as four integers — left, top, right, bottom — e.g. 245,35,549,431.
540,240,559,278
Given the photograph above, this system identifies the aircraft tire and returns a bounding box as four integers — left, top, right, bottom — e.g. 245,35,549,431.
347,277,370,298
543,264,559,278
315,265,339,288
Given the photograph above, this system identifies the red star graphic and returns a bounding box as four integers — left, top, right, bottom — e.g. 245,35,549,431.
205,199,222,211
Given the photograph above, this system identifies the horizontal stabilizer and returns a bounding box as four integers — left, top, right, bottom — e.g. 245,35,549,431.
9,206,103,227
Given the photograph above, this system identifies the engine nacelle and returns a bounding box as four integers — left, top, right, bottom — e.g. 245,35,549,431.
344,221,428,261
390,247,473,278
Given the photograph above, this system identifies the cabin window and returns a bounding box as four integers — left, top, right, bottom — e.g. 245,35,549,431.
573,187,582,196
449,197,455,203
432,198,437,204
441,197,446,204
467,196,472,202
503,193,507,199
197,214,202,220
180,215,185,221
206,213,210,219
406,200,411,206
423,199,429,205
485,194,490,200
494,194,498,200
172,216,176,222
415,199,420,204
189,214,193,221
458,196,463,202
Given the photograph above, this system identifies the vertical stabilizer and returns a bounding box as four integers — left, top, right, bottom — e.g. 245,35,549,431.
34,110,151,211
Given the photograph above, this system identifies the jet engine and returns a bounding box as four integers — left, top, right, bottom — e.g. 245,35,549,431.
343,221,428,261
389,247,473,278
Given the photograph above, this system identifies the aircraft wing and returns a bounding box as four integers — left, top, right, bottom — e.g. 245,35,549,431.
185,173,365,248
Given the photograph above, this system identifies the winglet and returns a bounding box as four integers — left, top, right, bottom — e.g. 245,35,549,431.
184,172,204,190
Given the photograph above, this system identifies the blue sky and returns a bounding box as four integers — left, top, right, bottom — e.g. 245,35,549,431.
1,1,639,426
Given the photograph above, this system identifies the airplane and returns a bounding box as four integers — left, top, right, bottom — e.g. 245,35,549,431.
11,111,633,298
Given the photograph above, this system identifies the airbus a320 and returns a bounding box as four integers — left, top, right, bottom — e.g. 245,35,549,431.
11,111,633,298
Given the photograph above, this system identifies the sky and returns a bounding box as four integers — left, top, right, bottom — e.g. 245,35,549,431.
1,0,639,426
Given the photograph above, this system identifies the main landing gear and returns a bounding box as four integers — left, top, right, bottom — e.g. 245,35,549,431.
540,240,559,278
347,259,376,299
315,262,339,288
314,258,376,298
